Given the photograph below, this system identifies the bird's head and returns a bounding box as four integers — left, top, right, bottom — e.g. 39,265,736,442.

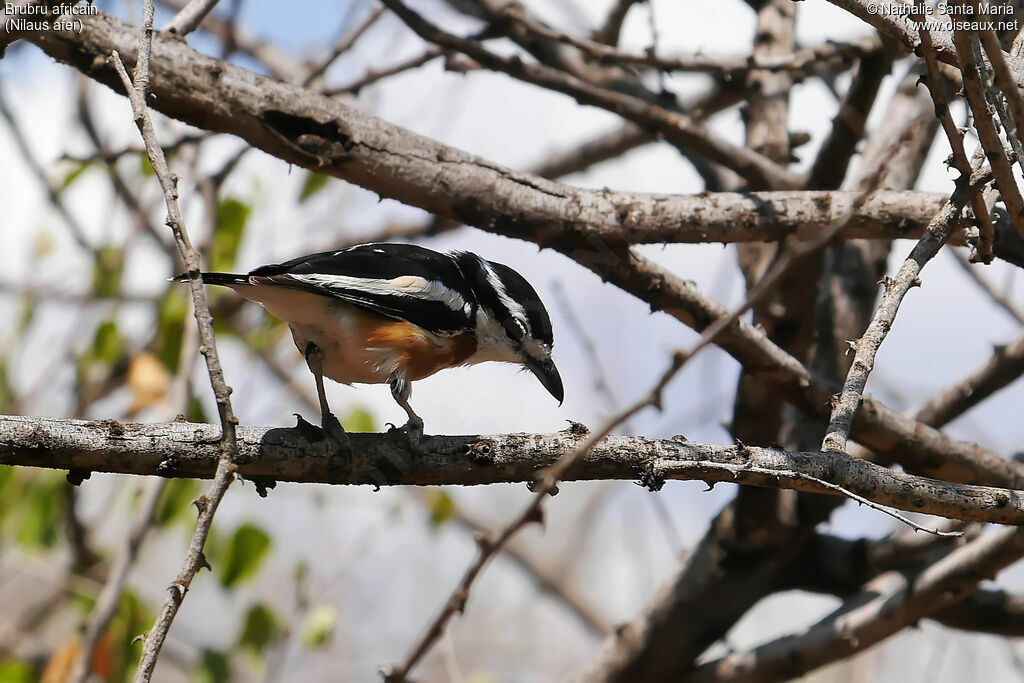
458,254,564,404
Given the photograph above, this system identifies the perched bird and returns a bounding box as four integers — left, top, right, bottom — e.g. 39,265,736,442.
174,242,562,449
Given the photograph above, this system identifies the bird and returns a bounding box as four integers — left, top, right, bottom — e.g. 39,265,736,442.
173,242,563,451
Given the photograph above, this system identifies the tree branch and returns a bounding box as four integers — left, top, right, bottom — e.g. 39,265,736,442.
5,415,1024,525
690,524,1024,683
820,176,972,452
107,2,239,678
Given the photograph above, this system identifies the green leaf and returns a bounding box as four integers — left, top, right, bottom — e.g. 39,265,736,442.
238,603,280,655
342,406,375,433
301,605,337,650
219,523,272,588
424,489,456,528
186,394,209,423
0,360,12,411
139,153,155,177
298,171,330,202
92,321,124,365
0,659,37,683
211,198,251,273
12,473,65,549
0,466,11,498
76,320,126,386
195,649,230,683
91,245,125,299
57,160,93,196
154,478,200,527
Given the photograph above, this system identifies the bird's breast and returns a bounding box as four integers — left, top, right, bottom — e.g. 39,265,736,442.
246,287,476,385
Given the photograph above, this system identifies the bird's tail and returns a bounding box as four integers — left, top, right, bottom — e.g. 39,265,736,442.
170,272,249,287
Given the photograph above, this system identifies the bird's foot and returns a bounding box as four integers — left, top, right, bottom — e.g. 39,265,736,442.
321,411,351,455
386,416,428,455
293,412,351,457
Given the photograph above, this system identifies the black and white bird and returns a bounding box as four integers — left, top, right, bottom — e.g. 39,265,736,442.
174,242,562,448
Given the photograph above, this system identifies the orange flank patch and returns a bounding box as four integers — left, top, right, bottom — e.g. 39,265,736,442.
367,321,477,381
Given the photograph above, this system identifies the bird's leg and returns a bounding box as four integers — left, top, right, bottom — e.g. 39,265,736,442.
387,374,426,453
304,342,350,452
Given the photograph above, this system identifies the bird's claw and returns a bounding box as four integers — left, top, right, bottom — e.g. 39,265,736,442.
387,417,428,455
321,411,351,455
292,412,351,456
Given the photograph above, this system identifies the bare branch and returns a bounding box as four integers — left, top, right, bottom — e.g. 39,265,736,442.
162,0,221,37
979,19,1024,157
7,415,1024,524
954,26,1024,240
302,4,386,87
915,323,1024,426
324,46,442,96
380,0,805,190
592,0,641,46
691,525,1024,683
916,14,995,259
826,0,1024,86
821,179,974,452
106,2,239,679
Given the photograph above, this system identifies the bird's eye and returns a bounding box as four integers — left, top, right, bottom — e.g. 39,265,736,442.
505,318,527,340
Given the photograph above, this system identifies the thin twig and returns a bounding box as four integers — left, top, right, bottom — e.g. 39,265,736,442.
779,470,961,537
979,21,1024,153
303,4,385,87
162,0,221,36
592,0,640,46
324,46,442,95
820,166,986,453
916,13,995,260
107,0,238,680
505,5,881,81
380,0,804,190
914,323,1024,427
953,24,1024,241
60,133,205,165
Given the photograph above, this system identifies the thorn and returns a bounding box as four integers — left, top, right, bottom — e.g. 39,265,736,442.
197,551,211,572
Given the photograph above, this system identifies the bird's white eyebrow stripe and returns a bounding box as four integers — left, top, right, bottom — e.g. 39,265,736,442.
287,273,469,312
482,262,528,328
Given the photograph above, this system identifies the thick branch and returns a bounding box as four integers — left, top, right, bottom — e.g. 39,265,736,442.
5,416,1024,525
691,524,1024,683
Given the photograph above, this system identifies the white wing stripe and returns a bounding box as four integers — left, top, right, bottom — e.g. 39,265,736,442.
288,273,469,312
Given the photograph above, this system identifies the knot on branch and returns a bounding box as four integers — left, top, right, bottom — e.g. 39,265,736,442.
638,462,665,492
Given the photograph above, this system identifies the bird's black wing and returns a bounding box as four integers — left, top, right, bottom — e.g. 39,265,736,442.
249,243,477,334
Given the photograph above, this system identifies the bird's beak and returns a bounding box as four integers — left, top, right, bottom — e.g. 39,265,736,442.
525,356,564,405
